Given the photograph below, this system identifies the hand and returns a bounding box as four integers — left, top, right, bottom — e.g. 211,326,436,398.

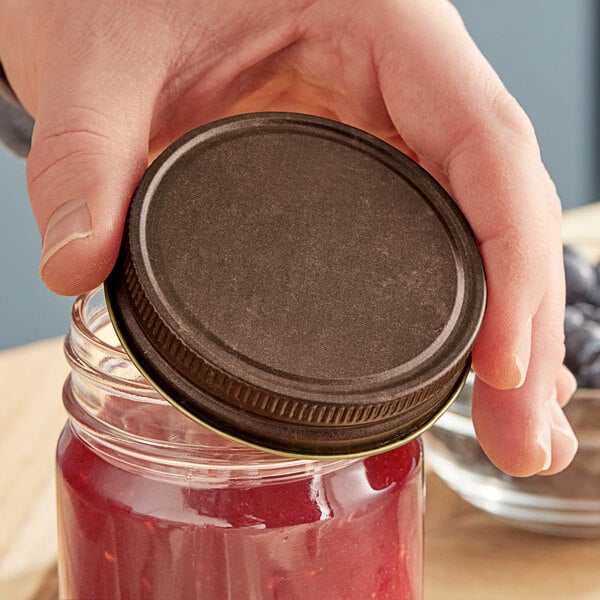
0,0,577,475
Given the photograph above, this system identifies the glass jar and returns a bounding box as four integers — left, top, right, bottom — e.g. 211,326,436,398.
56,288,424,600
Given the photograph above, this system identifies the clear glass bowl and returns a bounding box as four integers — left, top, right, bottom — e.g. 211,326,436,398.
425,373,600,537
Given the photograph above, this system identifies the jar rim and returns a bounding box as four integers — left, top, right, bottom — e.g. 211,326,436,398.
64,288,359,482
70,287,131,362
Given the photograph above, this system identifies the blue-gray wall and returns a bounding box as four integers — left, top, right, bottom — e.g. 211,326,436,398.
0,1,597,349
452,0,597,210
0,149,72,349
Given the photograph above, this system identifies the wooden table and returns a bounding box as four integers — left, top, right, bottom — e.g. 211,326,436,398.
2,204,599,600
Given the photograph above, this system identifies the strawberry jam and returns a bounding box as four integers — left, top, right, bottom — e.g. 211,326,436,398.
57,422,422,599
56,290,424,599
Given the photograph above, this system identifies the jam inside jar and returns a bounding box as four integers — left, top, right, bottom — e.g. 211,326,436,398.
56,289,424,599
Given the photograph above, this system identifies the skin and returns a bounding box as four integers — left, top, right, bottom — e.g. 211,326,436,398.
0,0,577,476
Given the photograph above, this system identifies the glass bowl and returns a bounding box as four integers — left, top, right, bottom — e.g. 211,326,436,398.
425,373,600,537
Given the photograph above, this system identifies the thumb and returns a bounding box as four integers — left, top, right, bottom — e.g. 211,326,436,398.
27,82,150,296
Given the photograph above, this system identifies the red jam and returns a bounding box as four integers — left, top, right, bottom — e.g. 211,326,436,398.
57,423,422,599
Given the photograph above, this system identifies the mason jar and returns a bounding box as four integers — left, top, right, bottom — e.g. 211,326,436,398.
56,288,424,600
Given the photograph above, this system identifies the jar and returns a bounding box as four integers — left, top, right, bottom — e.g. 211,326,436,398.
56,288,424,599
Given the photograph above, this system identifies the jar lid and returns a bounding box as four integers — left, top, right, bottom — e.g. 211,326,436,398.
105,112,486,458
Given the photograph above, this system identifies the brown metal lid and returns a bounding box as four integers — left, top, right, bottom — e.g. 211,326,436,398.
105,112,486,458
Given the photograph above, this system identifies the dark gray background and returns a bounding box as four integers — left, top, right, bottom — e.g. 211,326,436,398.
0,0,597,349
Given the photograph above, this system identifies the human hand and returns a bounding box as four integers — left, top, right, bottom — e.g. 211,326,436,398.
0,0,577,475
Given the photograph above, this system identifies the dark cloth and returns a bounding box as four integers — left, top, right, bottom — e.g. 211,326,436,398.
0,64,33,157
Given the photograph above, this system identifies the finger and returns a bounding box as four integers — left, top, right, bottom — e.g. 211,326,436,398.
473,380,578,477
374,0,562,392
467,167,559,390
27,65,153,295
556,364,578,408
537,365,578,476
471,242,577,476
538,395,578,476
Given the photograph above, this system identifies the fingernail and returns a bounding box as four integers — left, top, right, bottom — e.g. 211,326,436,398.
536,421,552,472
549,397,578,454
513,354,527,388
536,389,555,470
40,200,92,273
511,316,532,389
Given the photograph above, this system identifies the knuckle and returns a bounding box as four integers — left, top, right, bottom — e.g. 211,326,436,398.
543,174,563,227
27,124,111,196
542,328,566,367
488,87,537,149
